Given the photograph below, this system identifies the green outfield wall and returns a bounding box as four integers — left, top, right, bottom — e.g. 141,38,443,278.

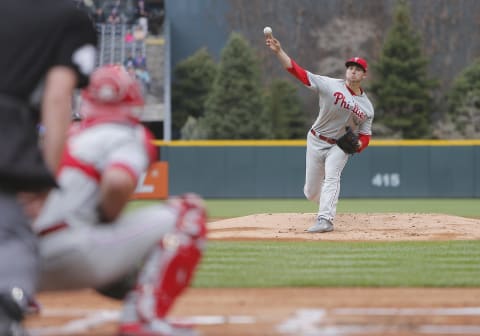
155,140,480,198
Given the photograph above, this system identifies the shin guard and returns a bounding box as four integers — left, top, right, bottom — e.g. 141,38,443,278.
134,194,207,322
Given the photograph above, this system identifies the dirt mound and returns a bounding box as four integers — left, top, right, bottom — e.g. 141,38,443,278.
208,213,480,241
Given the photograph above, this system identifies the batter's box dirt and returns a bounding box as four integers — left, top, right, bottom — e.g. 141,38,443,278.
207,213,480,241
25,212,480,335
26,288,480,336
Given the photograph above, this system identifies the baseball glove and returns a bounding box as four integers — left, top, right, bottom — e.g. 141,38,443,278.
336,127,359,154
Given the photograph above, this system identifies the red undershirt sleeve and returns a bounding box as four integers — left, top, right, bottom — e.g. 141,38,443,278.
287,59,310,86
357,134,371,153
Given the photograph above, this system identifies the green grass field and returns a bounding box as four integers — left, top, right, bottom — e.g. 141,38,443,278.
129,198,480,287
195,240,480,287
203,198,480,218
129,198,480,218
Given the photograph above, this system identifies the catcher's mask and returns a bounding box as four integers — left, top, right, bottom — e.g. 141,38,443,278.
80,64,144,119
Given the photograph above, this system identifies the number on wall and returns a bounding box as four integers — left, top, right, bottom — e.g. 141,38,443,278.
371,173,400,187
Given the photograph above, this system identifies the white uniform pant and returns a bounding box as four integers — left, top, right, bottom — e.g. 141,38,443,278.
38,204,177,291
304,132,349,222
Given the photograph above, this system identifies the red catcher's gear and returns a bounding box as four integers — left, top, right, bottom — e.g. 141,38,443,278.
82,64,144,106
134,194,207,322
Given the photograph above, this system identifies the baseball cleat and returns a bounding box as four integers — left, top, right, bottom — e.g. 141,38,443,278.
306,218,334,233
0,291,29,336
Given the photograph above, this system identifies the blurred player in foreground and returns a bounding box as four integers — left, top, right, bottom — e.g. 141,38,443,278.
265,28,374,233
0,1,97,335
32,65,207,336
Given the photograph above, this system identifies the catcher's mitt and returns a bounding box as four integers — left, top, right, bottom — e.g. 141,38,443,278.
336,127,359,154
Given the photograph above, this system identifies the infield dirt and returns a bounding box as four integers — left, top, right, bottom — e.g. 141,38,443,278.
26,213,480,336
209,212,480,241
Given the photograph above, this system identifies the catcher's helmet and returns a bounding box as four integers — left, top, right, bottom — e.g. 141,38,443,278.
82,64,144,106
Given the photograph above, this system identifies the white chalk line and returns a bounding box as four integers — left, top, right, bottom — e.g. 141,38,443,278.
278,307,480,336
28,308,256,336
29,309,119,336
333,307,480,316
29,306,480,335
419,325,480,334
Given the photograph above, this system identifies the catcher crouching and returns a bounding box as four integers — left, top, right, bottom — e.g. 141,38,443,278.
32,65,207,336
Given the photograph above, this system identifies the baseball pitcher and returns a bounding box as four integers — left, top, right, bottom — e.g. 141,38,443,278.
265,28,374,233
32,65,207,336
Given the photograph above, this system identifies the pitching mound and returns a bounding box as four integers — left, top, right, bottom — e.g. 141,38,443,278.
208,213,480,241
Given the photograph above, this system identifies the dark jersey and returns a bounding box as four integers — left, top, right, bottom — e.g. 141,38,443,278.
0,0,98,190
0,0,98,103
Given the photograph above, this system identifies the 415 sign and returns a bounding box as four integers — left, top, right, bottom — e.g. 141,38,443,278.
371,173,400,188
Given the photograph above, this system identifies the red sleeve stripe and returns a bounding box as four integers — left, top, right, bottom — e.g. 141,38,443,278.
58,147,101,182
357,134,370,153
287,59,310,86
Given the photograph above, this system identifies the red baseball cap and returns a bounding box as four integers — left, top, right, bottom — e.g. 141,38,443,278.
345,57,368,72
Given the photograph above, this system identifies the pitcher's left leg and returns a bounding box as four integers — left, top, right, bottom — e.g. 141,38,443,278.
318,146,349,225
303,134,326,204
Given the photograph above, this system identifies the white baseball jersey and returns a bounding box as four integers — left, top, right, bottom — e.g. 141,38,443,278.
306,73,374,138
33,119,155,232
286,62,375,224
32,118,180,291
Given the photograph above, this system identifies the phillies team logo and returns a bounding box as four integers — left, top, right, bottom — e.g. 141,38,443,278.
333,92,367,121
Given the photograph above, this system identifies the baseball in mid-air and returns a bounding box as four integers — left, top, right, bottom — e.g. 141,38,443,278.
263,26,272,35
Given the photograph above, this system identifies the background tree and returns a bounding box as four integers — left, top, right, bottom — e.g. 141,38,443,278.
180,116,209,140
201,32,269,139
265,79,307,139
447,59,480,138
171,48,217,139
369,0,437,139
